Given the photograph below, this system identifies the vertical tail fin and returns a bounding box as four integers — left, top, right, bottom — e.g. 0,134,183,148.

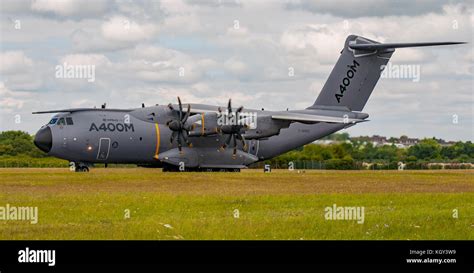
311,35,464,111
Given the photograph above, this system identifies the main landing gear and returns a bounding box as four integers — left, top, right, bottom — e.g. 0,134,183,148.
70,162,90,172
76,165,90,172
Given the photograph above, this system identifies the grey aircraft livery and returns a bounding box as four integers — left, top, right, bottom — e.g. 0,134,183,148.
33,35,464,172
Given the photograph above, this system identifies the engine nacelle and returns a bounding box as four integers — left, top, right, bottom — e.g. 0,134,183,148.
188,112,220,136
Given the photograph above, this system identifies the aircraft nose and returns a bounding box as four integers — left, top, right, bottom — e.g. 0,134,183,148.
34,127,52,153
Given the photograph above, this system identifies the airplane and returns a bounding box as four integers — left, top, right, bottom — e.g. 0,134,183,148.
32,35,465,172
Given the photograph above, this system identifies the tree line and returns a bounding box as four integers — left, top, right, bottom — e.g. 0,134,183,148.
265,133,473,169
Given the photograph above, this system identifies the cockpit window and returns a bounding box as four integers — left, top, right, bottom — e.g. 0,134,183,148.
66,117,74,125
57,118,66,126
48,118,58,125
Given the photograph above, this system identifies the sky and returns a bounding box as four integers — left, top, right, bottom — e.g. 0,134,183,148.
0,0,473,141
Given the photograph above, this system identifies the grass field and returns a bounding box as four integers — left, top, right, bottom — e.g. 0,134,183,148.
0,168,472,240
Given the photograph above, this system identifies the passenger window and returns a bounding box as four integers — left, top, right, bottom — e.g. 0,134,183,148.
58,118,66,125
66,117,74,125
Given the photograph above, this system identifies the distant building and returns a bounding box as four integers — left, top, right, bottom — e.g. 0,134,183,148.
350,135,389,147
370,135,388,146
398,135,419,146
314,139,350,145
435,138,456,147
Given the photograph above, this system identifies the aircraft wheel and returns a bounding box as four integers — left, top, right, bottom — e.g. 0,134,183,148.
75,166,90,172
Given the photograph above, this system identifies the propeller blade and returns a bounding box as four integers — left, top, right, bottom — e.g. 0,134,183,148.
170,131,177,144
168,103,174,111
178,97,183,120
177,132,183,151
182,130,190,145
237,134,247,151
182,103,191,123
236,106,243,113
227,99,232,113
222,134,231,149
232,134,238,156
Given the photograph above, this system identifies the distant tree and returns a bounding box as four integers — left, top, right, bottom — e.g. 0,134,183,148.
461,141,474,158
407,139,441,160
406,155,418,162
320,132,349,141
330,144,347,159
455,154,470,163
0,144,14,155
374,145,398,161
0,130,47,157
361,142,377,161
441,145,456,160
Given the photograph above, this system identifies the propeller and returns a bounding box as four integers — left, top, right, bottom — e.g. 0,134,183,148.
166,97,192,152
218,99,248,156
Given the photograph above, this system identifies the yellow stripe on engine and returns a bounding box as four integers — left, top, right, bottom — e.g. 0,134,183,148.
154,123,160,159
201,112,205,136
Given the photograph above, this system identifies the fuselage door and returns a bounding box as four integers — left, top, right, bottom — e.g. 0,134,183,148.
248,139,259,157
56,117,67,148
97,138,111,160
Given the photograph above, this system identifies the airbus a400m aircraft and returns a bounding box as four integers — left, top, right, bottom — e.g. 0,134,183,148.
33,35,464,172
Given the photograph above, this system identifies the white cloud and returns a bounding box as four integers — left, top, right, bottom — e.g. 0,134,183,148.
101,16,156,42
0,82,32,111
0,51,44,90
60,53,110,66
159,0,194,15
285,0,466,18
224,58,248,75
31,0,111,17
281,24,347,64
0,0,32,13
0,51,33,74
160,14,202,34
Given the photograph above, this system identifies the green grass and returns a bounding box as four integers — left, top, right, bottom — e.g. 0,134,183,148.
0,169,472,240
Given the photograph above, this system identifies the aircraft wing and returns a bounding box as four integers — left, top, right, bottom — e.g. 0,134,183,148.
189,108,219,114
32,108,133,114
271,112,368,124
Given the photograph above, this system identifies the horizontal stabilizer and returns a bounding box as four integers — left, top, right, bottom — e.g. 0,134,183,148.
349,41,465,51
